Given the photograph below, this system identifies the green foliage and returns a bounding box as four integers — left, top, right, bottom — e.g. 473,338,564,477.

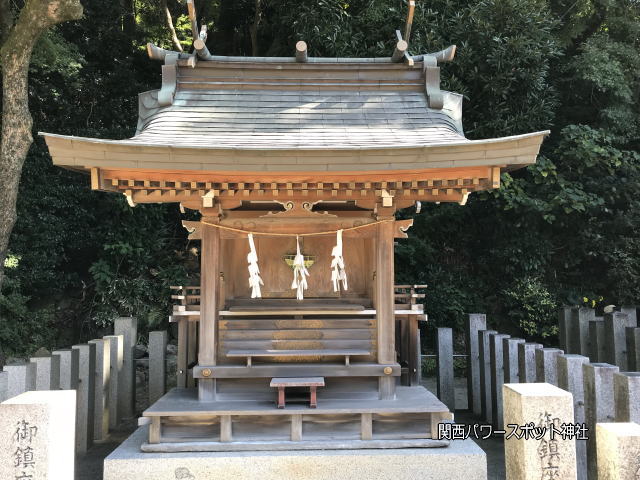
502,277,559,339
2,0,640,355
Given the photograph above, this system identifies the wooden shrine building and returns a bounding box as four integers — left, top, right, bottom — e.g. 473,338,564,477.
41,3,548,452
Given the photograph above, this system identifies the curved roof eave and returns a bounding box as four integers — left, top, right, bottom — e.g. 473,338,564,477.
39,130,549,174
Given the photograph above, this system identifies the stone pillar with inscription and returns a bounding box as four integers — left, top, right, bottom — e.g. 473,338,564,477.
503,383,577,480
596,422,640,480
0,390,76,479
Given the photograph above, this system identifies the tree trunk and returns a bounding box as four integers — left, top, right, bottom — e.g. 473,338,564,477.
0,0,83,290
249,0,261,56
161,0,182,52
121,0,135,38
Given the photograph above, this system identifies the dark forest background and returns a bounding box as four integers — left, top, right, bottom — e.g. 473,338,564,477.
1,0,639,356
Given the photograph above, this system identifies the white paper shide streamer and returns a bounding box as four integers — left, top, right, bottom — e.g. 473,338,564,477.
331,229,348,292
291,236,309,300
247,233,264,298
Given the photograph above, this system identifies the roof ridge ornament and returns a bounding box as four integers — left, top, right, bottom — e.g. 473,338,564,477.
404,0,416,44
295,41,308,63
189,0,213,59
391,1,415,65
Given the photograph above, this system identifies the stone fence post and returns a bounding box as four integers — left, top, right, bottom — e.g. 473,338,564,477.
436,327,455,411
0,390,76,479
604,312,628,370
626,327,639,372
572,308,594,356
588,320,605,363
595,422,640,480
104,334,124,430
583,363,619,480
503,338,525,384
490,333,510,429
518,342,542,383
536,348,563,386
558,307,573,353
149,331,168,405
613,372,640,423
0,371,7,402
479,329,497,422
30,355,60,391
89,338,111,442
466,314,486,416
503,383,577,480
558,354,589,480
114,317,138,420
3,363,37,399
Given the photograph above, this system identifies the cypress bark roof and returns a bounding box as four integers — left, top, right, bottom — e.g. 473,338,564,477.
40,57,548,182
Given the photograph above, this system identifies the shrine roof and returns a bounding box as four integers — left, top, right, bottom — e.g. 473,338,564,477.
40,56,548,176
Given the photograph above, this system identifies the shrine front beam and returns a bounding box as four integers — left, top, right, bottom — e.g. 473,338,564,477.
182,219,414,241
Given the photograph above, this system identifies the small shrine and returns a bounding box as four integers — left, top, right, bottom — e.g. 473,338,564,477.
41,0,547,452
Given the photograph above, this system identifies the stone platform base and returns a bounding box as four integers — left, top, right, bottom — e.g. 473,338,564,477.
104,426,488,480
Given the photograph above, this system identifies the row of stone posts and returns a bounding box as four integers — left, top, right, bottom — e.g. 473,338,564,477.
0,317,143,456
461,311,640,480
558,306,639,370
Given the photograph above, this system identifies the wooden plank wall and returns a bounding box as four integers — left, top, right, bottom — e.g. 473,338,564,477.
218,315,377,365
220,236,373,299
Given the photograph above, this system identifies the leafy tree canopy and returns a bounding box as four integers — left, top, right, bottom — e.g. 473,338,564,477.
1,0,639,355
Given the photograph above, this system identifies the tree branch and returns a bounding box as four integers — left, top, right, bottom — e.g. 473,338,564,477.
0,0,83,289
161,0,182,52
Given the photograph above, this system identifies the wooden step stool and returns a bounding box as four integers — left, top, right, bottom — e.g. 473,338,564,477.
270,377,325,409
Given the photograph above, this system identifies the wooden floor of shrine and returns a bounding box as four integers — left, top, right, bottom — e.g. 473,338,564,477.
141,386,451,452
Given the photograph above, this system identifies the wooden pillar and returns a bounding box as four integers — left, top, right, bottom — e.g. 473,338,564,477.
199,221,220,401
176,319,188,388
376,220,396,399
187,321,198,388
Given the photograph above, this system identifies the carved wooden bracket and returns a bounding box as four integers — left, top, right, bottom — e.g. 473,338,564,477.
262,201,337,218
158,53,178,106
424,55,443,109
